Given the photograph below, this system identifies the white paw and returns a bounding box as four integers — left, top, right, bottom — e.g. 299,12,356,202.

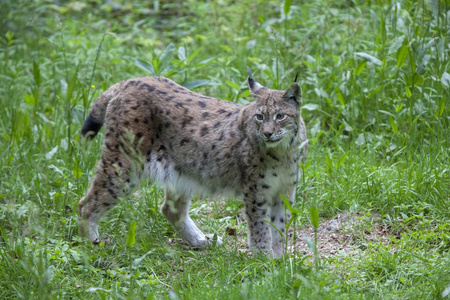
188,234,223,248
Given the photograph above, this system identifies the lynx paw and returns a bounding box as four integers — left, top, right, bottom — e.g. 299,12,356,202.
189,234,222,249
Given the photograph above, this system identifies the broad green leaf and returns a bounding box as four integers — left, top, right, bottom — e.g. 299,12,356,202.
220,44,232,52
6,30,13,45
180,80,211,90
395,103,403,112
342,119,353,132
378,110,395,118
441,72,450,88
65,68,79,103
314,88,329,98
413,74,423,85
24,93,35,105
310,206,319,229
355,133,365,146
198,56,215,65
45,146,58,160
281,193,299,230
280,193,299,216
434,96,445,117
264,219,284,238
187,47,203,64
417,54,430,75
389,35,405,54
443,285,450,298
126,221,137,247
49,164,65,176
389,116,398,134
301,103,319,111
86,287,111,293
430,0,439,18
73,159,82,178
135,59,157,76
405,86,412,98
354,60,367,75
304,236,316,252
37,112,54,125
132,250,154,269
226,80,240,91
396,44,409,68
355,52,382,66
17,204,28,218
438,37,445,61
326,155,333,169
152,57,160,74
336,153,347,167
60,78,68,98
177,46,186,61
32,61,41,87
159,43,175,73
335,87,345,105
284,0,293,15
409,46,416,73
379,17,386,43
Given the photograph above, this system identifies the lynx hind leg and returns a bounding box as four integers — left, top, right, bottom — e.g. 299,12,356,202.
161,190,222,248
78,156,130,244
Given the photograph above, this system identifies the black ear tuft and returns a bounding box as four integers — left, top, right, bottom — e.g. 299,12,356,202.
247,66,256,90
247,66,253,79
294,72,299,83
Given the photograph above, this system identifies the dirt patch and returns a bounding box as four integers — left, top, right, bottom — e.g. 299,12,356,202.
165,211,395,258
294,212,393,258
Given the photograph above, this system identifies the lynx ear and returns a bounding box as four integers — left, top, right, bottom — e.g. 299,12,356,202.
247,66,264,95
283,82,302,106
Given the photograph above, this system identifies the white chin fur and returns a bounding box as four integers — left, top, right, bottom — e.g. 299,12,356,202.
265,139,283,148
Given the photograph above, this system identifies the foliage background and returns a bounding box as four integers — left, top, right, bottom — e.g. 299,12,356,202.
0,0,449,299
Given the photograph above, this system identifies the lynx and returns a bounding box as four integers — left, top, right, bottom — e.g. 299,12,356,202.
78,67,307,257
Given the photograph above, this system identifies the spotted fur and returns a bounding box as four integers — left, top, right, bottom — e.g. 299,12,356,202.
78,69,307,257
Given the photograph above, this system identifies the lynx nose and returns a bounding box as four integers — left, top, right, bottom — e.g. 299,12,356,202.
263,132,273,139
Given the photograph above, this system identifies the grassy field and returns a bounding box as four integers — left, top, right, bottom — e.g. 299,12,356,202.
0,0,449,298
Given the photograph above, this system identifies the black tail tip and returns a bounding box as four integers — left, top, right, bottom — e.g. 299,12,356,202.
81,115,102,140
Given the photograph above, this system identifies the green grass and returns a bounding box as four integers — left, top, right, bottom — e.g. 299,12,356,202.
1,0,449,298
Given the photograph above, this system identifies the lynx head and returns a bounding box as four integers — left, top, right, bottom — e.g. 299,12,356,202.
247,67,302,149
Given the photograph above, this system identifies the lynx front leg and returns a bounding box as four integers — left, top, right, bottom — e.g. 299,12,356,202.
161,190,222,248
244,196,273,256
270,190,295,257
270,201,289,257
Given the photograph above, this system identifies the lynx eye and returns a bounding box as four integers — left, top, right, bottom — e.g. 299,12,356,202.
275,113,286,121
254,114,264,122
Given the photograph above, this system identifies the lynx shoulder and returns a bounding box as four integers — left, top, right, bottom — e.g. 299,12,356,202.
78,68,307,257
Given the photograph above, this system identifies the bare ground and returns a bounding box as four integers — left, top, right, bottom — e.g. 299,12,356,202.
168,211,396,258
293,212,394,258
